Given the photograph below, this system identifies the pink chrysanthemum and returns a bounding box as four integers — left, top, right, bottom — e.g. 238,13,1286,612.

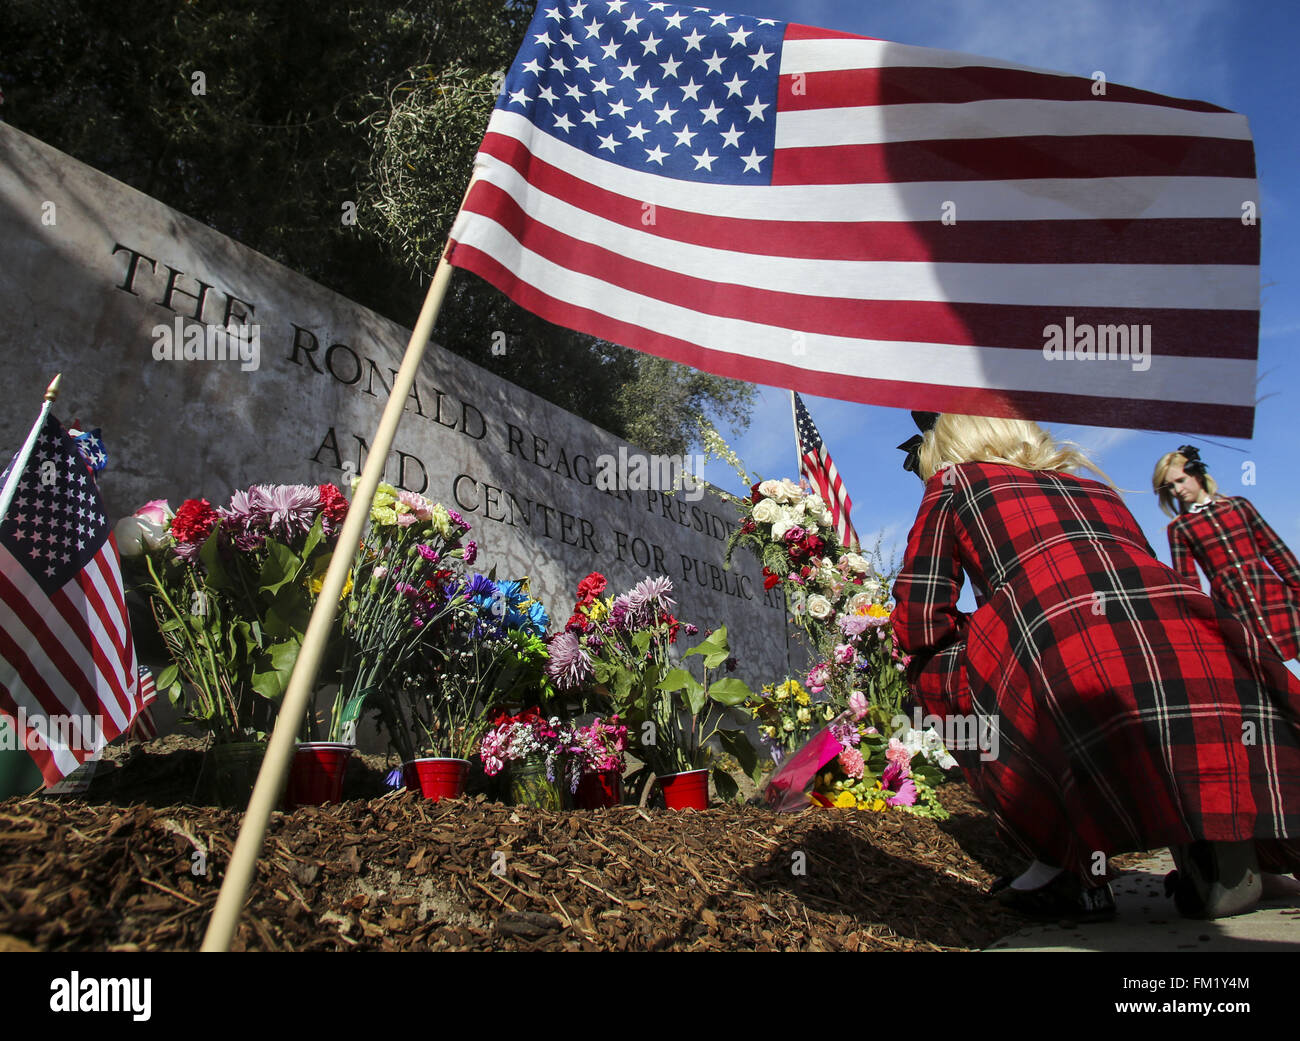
545,632,593,690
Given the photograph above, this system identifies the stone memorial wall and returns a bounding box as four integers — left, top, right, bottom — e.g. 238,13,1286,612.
0,123,798,693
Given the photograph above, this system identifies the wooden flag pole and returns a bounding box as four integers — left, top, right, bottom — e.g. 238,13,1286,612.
201,236,462,952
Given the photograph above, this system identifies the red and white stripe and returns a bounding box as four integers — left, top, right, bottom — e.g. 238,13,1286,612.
448,18,1259,437
0,535,140,783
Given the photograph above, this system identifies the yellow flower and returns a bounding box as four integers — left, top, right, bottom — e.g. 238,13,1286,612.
430,503,452,539
796,689,811,706
834,791,856,809
309,567,353,600
871,798,888,812
585,599,609,622
865,603,890,620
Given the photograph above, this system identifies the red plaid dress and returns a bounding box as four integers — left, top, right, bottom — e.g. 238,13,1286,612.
1167,497,1300,661
892,462,1300,877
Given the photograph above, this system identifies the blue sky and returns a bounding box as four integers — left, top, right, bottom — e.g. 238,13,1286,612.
692,0,1300,588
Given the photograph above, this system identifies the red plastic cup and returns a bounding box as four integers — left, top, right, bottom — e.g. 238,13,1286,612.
658,768,709,810
404,758,470,801
575,769,622,809
286,742,352,809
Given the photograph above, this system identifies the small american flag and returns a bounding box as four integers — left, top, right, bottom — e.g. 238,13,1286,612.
448,0,1259,437
0,410,142,785
793,393,858,552
127,665,158,742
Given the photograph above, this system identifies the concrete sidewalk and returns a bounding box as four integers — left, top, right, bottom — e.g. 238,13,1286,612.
985,850,1300,951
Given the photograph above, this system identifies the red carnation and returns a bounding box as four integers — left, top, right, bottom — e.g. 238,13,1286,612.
171,498,219,544
739,518,757,535
750,482,763,503
576,571,607,605
317,483,349,529
665,613,681,643
764,573,781,590
805,534,825,556
566,611,591,633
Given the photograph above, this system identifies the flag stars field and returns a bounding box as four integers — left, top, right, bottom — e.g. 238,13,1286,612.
503,2,781,183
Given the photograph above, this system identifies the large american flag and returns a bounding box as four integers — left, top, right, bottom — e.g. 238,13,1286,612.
0,411,141,785
793,393,858,552
447,0,1260,437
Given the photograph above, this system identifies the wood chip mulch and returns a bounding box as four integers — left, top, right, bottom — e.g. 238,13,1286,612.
0,778,1032,952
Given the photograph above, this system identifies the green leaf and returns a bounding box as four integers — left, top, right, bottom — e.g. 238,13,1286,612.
712,766,739,803
717,727,758,778
685,681,707,716
707,677,753,707
258,540,301,596
702,649,730,669
155,664,179,690
656,668,695,694
250,639,302,702
631,630,651,655
198,529,234,590
300,514,326,562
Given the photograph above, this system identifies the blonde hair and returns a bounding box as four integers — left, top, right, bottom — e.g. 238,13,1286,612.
1152,451,1218,518
917,414,1113,485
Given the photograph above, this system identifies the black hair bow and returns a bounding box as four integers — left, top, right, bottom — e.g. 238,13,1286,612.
1177,444,1208,478
898,411,939,477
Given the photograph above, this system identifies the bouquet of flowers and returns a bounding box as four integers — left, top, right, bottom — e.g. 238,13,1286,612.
726,481,911,715
545,572,761,800
745,678,840,762
725,477,842,600
403,572,552,761
479,706,564,780
811,697,955,819
335,483,477,756
560,715,628,793
119,484,347,744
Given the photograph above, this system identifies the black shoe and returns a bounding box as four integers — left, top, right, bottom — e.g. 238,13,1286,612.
995,872,1116,923
1167,841,1261,919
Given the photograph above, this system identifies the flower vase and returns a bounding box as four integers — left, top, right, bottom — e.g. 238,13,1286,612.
285,742,352,808
404,758,470,801
574,769,621,809
509,755,562,809
208,741,267,808
657,768,709,810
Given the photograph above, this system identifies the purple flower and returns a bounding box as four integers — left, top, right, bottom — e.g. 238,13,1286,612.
248,484,321,541
628,576,675,618
417,544,439,562
385,767,404,789
830,718,860,748
683,622,699,637
546,632,593,690
838,614,869,638
608,594,631,630
447,508,469,531
463,539,478,565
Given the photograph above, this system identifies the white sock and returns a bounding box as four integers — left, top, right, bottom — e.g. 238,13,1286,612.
1011,859,1063,891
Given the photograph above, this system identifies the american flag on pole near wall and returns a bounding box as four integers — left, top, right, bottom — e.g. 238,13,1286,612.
0,408,141,786
793,393,859,552
447,0,1260,437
